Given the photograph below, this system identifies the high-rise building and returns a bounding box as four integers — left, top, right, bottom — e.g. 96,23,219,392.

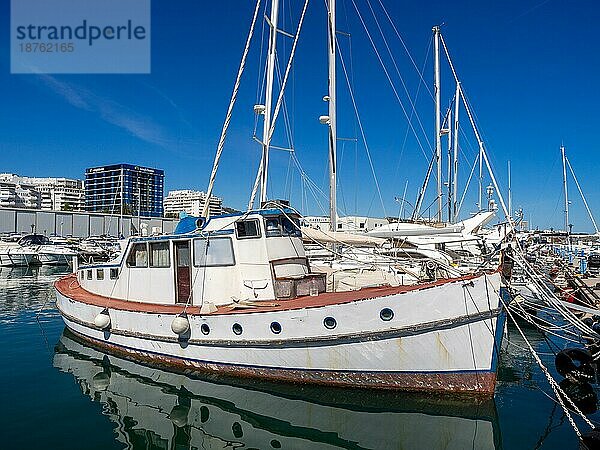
163,190,223,218
0,174,84,211
85,164,164,217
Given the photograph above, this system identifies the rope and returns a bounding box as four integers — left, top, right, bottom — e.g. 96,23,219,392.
202,0,262,218
498,285,595,438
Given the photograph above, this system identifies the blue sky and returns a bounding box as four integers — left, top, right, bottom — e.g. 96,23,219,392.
1,0,599,231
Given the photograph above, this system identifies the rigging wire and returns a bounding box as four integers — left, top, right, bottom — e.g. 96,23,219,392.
349,0,431,162
364,0,433,154
336,33,388,219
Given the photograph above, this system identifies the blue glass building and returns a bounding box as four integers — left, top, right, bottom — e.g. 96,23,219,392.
85,164,164,217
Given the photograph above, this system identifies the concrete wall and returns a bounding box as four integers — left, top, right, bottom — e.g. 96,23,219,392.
0,207,178,238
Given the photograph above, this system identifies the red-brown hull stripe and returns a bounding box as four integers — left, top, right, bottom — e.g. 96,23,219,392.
55,270,493,316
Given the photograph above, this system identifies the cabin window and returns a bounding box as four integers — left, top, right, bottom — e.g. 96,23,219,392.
126,243,148,267
96,269,104,280
86,269,92,280
110,268,118,279
265,217,281,237
281,217,301,237
193,238,235,267
360,222,365,229
149,242,170,267
265,216,301,238
337,224,342,229
235,219,261,239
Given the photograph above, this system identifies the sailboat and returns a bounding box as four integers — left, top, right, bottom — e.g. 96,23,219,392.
55,0,509,395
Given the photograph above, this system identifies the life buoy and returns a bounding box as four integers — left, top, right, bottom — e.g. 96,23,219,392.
555,348,595,383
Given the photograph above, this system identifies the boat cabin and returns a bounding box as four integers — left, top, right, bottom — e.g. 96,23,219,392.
76,209,326,307
18,234,51,247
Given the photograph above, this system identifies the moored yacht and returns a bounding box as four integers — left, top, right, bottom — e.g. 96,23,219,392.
55,205,509,395
0,234,41,266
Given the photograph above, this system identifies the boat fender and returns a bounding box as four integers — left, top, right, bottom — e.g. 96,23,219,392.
555,348,595,383
93,309,111,330
558,378,597,415
169,405,190,427
92,372,111,391
171,314,190,335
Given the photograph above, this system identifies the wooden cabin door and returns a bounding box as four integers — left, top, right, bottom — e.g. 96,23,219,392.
174,241,192,304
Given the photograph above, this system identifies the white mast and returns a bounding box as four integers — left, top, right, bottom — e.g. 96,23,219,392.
565,156,600,234
259,0,280,205
120,167,124,236
327,0,337,232
452,82,460,222
433,25,442,223
561,145,569,234
507,160,512,221
446,108,452,222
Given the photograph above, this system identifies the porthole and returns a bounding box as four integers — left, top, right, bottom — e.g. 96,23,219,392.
201,323,210,335
380,308,394,321
200,406,209,423
232,323,243,335
232,421,243,438
271,440,282,449
270,321,282,334
323,316,337,329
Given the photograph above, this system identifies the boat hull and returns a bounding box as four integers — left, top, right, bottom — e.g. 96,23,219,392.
55,272,507,395
0,251,37,267
38,252,74,266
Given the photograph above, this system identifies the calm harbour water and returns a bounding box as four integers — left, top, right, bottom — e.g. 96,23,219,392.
0,267,594,449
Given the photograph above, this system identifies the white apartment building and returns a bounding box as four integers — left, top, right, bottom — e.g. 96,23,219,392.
0,181,42,209
163,190,223,218
302,216,389,232
0,174,84,211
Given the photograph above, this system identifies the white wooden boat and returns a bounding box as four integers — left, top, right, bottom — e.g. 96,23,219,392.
55,1,510,396
55,208,508,395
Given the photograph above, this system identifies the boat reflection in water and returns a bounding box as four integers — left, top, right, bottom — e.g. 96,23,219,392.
54,330,502,450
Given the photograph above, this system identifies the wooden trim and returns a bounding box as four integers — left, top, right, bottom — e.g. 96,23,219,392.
55,270,491,316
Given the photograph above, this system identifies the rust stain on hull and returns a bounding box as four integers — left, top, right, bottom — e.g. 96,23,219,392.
68,328,497,397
